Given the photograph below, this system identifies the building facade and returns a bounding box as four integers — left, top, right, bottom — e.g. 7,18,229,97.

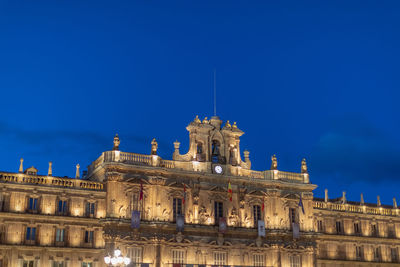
0,115,399,267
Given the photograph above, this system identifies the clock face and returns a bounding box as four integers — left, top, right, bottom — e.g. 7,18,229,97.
214,165,223,174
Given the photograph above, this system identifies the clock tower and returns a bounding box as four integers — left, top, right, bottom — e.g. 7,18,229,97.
173,115,251,175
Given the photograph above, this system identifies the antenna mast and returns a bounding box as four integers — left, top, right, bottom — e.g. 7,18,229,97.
213,69,217,116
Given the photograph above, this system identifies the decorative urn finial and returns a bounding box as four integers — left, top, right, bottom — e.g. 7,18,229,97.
76,164,80,178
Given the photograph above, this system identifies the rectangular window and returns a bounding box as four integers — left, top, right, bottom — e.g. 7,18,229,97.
172,249,185,264
128,247,142,264
0,193,4,212
371,224,377,237
289,255,301,267
173,198,182,221
289,208,297,224
85,203,95,217
58,200,68,215
26,227,36,241
356,246,362,260
52,262,64,267
213,252,227,265
132,193,139,211
374,247,380,261
82,263,92,267
335,221,342,234
214,201,224,224
392,248,398,262
388,225,396,238
354,222,360,234
56,228,65,242
253,205,261,227
317,220,323,232
253,254,265,267
28,198,38,212
84,230,94,243
22,261,35,267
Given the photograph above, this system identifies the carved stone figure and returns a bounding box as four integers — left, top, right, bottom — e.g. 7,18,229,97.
228,208,239,226
113,134,120,150
301,158,308,173
271,154,278,170
151,138,158,155
199,205,209,224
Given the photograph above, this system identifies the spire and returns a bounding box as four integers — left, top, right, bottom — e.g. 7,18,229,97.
48,162,52,176
360,193,364,205
393,197,398,209
76,164,80,179
342,191,346,204
324,189,328,202
19,158,23,173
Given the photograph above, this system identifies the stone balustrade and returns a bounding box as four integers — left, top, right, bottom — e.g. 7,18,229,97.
88,151,307,183
0,172,103,190
313,200,399,216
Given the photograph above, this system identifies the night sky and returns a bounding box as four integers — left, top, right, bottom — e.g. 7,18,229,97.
1,1,400,205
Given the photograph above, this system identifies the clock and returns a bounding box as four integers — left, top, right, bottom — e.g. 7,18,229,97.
213,164,224,174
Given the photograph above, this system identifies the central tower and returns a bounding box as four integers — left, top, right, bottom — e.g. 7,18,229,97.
172,115,251,174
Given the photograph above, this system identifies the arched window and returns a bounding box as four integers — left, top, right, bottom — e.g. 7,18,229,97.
196,142,204,161
211,140,220,163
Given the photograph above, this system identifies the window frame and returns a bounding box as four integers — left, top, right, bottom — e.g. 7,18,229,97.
214,201,224,225
173,198,183,221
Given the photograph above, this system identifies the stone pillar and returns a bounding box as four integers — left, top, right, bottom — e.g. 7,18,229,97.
156,241,161,267
106,172,123,218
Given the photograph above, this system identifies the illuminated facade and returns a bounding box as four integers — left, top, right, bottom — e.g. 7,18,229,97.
0,115,399,267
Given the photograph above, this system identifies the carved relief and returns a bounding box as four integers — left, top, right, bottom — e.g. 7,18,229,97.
199,205,210,224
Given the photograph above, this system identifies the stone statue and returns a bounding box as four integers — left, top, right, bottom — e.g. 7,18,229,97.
228,208,239,226
199,205,209,224
113,134,120,151
194,115,201,123
151,138,158,155
271,154,278,170
301,158,308,173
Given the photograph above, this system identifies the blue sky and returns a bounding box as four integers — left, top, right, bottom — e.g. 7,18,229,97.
1,0,400,205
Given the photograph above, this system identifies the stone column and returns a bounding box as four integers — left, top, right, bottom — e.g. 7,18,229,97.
105,172,123,218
